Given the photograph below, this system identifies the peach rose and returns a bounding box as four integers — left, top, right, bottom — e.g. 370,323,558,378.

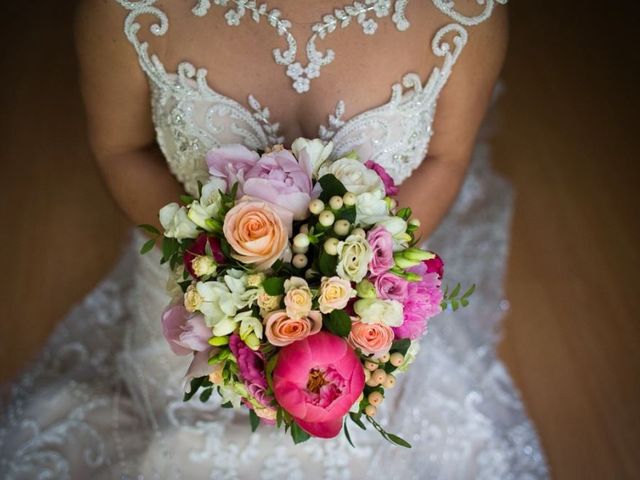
348,320,394,358
223,197,292,271
318,276,353,314
284,277,313,319
264,310,322,347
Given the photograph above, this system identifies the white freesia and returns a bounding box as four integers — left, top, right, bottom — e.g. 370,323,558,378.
219,384,243,408
159,203,199,239
336,234,373,283
319,158,385,196
224,269,258,307
196,281,238,326
291,137,333,177
354,298,404,327
187,178,225,231
375,216,410,251
238,311,264,350
355,191,389,225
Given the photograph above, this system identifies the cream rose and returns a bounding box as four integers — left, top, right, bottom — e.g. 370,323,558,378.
257,292,282,315
336,234,373,283
318,276,354,314
223,197,292,271
264,310,322,347
184,284,204,313
348,320,394,357
318,158,385,197
283,277,313,319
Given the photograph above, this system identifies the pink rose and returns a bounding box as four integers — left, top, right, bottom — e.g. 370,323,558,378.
161,305,212,355
365,160,398,196
373,271,409,303
223,197,292,271
367,225,395,276
184,234,225,279
206,144,260,192
393,262,443,340
348,320,394,358
242,150,313,220
264,310,322,347
273,332,365,438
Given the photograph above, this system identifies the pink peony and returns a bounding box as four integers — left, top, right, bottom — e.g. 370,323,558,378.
393,262,443,340
205,144,260,192
365,160,399,196
373,272,409,303
229,334,273,408
367,225,395,276
242,149,313,220
183,234,225,279
161,305,212,355
273,332,365,438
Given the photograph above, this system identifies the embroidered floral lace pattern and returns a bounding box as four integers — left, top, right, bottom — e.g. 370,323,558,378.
0,1,549,478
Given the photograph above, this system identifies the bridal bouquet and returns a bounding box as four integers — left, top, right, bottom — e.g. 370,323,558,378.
140,139,473,447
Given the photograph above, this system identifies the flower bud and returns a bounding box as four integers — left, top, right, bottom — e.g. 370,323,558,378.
372,369,387,385
382,374,396,389
293,233,310,249
299,224,309,234
364,360,379,371
333,219,350,236
402,247,436,262
191,255,217,277
379,353,390,363
343,192,357,206
368,391,384,406
351,227,366,238
329,195,344,210
292,253,308,269
309,199,325,215
319,210,335,227
208,336,229,347
409,218,421,228
324,237,340,256
405,272,422,282
364,404,377,417
389,352,404,367
292,244,309,254
356,279,376,299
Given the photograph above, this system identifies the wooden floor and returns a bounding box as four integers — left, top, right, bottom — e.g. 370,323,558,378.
1,2,638,478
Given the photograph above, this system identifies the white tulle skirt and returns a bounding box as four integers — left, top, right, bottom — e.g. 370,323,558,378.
0,144,548,479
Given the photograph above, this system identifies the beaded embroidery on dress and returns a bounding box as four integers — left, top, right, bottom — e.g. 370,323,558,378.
0,1,548,479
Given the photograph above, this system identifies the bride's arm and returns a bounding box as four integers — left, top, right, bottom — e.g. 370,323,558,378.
75,0,183,231
396,7,509,238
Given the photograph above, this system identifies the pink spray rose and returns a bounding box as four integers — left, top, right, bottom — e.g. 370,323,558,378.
367,225,395,276
161,305,212,355
365,160,398,196
183,234,225,279
229,334,273,409
205,144,260,192
273,332,365,438
242,149,313,220
373,271,409,303
393,262,444,340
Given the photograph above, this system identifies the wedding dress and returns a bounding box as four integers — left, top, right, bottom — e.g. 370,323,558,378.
0,1,549,478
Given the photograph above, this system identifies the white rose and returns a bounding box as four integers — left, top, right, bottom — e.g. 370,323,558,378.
355,191,389,226
187,178,225,231
291,138,333,177
354,298,404,327
319,158,385,197
159,203,199,239
375,217,410,251
336,234,373,283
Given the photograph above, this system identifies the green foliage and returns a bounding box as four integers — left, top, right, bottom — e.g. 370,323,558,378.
366,415,412,448
291,421,311,444
441,283,476,311
318,174,348,202
396,207,412,220
249,409,260,432
265,353,279,394
318,250,338,276
139,238,156,255
138,224,160,235
180,194,195,205
343,418,355,448
199,387,213,402
183,376,212,402
349,412,367,430
263,277,285,296
336,206,357,224
324,310,352,337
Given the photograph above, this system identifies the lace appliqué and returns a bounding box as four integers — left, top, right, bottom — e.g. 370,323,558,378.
192,0,410,93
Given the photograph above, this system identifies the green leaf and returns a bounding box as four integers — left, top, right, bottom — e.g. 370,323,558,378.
276,407,284,429
249,409,260,432
448,283,461,299
220,238,233,259
220,401,233,408
161,237,179,264
324,310,352,337
349,412,367,430
451,299,459,311
199,388,213,402
460,298,469,307
139,238,156,255
183,376,206,402
461,283,476,299
138,224,160,235
318,174,348,202
396,207,412,220
318,250,338,277
180,194,195,205
343,418,355,448
391,338,411,357
265,353,279,393
263,277,285,296
336,206,356,224
386,433,412,448
291,422,311,444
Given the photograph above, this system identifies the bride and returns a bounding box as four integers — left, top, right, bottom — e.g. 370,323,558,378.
0,0,549,478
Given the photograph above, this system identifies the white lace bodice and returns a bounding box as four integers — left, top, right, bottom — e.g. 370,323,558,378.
117,0,507,194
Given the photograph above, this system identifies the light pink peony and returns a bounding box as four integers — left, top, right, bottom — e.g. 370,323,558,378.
373,271,409,303
205,144,260,192
161,305,212,355
365,160,398,196
367,225,395,276
393,262,443,340
242,149,313,220
273,332,365,438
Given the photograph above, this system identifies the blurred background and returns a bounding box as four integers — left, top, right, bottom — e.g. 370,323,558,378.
0,1,638,478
